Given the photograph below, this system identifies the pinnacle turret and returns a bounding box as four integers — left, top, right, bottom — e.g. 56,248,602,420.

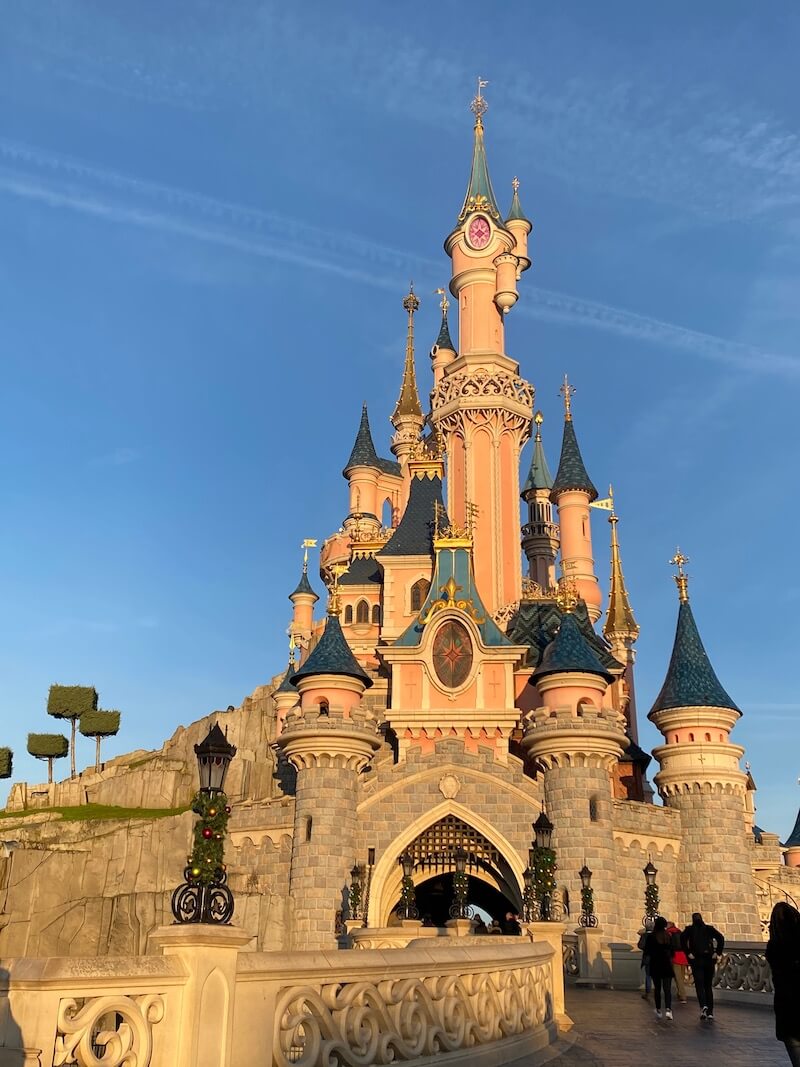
506,176,530,225
551,377,598,502
456,80,504,225
533,610,614,683
522,411,554,495
391,286,424,425
343,404,381,476
603,499,639,644
649,560,739,716
289,562,318,603
291,613,372,688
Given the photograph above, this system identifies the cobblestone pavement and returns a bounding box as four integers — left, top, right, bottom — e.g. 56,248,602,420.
527,988,787,1067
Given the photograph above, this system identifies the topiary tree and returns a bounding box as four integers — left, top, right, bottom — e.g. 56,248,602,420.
47,685,97,780
0,747,12,779
27,733,69,784
79,709,121,772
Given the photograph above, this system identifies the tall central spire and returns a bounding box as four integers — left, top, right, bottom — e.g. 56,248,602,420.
604,491,639,644
457,78,503,224
391,284,423,423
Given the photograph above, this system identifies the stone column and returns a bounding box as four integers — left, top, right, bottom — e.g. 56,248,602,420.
278,700,381,950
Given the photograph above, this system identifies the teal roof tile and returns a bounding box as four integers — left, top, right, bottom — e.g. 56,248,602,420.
290,614,372,688
649,601,740,715
533,611,614,683
551,418,598,501
289,566,318,601
378,473,446,558
522,426,553,494
344,404,381,474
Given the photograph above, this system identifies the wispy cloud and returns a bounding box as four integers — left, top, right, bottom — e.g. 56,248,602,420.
1,137,798,379
90,447,139,467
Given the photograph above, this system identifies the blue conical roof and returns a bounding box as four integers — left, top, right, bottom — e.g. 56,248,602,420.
551,418,598,502
343,404,381,475
522,426,553,495
434,310,456,352
276,663,298,694
290,614,372,688
784,807,800,848
289,565,318,601
533,611,613,683
649,601,739,716
457,121,504,224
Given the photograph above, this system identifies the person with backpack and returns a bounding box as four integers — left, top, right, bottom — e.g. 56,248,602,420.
644,916,675,1020
681,912,725,1020
665,919,688,1003
765,902,800,1066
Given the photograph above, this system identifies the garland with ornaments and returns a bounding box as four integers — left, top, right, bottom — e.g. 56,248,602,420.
186,791,231,887
532,847,557,900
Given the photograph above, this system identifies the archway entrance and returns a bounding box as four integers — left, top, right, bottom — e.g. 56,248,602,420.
387,814,521,927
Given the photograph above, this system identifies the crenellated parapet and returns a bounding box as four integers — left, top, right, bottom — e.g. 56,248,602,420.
278,700,382,773
522,702,628,772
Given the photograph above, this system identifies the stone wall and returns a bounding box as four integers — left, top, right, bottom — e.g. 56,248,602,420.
610,799,681,944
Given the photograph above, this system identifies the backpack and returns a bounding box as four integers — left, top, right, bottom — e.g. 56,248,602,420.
637,931,648,951
690,924,717,957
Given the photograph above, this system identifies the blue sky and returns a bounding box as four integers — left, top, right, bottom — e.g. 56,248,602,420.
0,1,798,836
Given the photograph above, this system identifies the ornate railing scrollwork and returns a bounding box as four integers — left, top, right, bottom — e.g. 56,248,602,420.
713,948,773,994
274,963,550,1067
562,936,579,978
53,993,165,1067
171,865,234,924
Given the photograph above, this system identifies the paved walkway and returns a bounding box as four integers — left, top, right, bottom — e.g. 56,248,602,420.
532,988,787,1066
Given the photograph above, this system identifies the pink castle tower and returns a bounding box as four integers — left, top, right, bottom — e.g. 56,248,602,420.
431,83,534,616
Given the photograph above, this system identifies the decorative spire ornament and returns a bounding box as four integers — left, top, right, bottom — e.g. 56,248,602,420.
669,549,690,603
559,374,575,421
470,76,489,126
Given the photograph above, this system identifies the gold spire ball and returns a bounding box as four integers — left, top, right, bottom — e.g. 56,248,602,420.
470,76,489,127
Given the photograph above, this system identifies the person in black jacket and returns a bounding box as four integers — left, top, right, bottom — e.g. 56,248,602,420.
765,902,800,1066
644,916,675,1020
681,912,725,1020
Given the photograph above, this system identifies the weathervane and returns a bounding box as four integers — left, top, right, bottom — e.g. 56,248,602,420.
470,77,489,125
327,563,347,616
512,176,520,193
435,287,450,314
301,538,317,568
559,374,575,421
669,549,690,603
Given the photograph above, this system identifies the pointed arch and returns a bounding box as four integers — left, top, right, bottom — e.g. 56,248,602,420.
367,798,526,927
344,604,353,625
410,578,430,613
356,599,370,624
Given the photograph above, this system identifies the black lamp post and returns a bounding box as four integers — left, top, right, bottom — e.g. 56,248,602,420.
349,863,364,921
642,859,659,929
398,852,418,919
171,723,237,924
449,846,472,920
578,864,598,927
531,812,558,921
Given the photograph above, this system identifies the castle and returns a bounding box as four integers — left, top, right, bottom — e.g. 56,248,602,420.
1,88,798,962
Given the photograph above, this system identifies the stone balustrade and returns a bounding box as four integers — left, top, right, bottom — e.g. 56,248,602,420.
0,928,559,1067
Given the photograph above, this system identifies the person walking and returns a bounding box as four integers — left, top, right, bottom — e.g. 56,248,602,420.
644,916,675,1020
765,902,800,1066
665,919,688,1003
681,912,725,1020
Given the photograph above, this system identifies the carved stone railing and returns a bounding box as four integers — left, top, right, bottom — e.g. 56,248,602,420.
234,939,557,1067
562,933,579,978
53,994,165,1066
713,943,773,996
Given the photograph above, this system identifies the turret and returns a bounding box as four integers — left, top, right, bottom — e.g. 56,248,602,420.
277,582,381,950
602,493,640,741
288,559,319,660
390,286,425,508
273,648,299,737
550,377,601,622
342,404,383,539
521,411,559,591
784,805,800,868
504,177,532,276
430,289,457,387
431,85,533,615
648,552,761,938
522,583,628,939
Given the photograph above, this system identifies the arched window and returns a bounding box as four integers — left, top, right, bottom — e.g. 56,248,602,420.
344,604,353,625
689,732,695,742
371,603,381,625
410,578,430,613
704,732,711,742
304,815,313,842
318,699,329,717
356,599,370,624
589,796,599,822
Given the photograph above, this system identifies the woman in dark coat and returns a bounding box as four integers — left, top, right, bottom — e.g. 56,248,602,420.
644,916,675,1020
766,902,800,1066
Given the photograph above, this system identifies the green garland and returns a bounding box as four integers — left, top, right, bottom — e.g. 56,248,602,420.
186,791,231,887
645,882,660,918
581,885,595,917
400,874,417,917
452,869,469,910
533,847,557,899
349,869,363,919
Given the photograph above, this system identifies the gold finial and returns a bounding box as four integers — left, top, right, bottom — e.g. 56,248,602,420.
301,538,317,569
327,563,347,617
512,176,520,193
288,632,297,667
470,77,489,126
533,410,544,441
402,281,420,316
559,374,575,421
556,577,579,613
669,549,690,603
435,286,450,314
465,500,480,536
